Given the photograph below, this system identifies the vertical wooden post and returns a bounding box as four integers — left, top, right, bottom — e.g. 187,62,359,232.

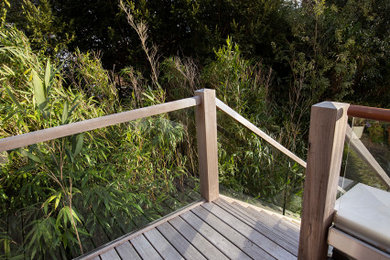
195,89,219,202
298,102,350,260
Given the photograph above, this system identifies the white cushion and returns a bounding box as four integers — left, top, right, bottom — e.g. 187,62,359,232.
334,183,390,253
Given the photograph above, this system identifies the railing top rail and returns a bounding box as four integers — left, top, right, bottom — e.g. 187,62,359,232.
348,105,390,122
215,98,307,168
0,96,200,152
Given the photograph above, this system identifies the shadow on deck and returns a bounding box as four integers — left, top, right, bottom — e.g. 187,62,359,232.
76,196,300,260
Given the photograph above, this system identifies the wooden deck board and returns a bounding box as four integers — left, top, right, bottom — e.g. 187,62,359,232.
115,242,141,260
169,216,228,260
191,205,273,260
232,201,300,241
181,211,251,259
76,197,300,260
143,228,183,260
99,248,120,260
201,202,296,260
156,222,206,260
215,199,299,255
131,235,162,260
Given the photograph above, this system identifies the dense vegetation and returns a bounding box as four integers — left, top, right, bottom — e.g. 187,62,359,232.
1,0,389,257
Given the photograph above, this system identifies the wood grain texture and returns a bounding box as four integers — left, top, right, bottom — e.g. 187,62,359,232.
216,98,307,168
99,248,121,260
214,199,299,256
156,222,206,260
0,97,200,152
143,228,183,260
115,242,141,260
169,216,228,260
298,102,350,260
180,211,251,259
328,227,390,260
190,206,273,260
76,200,204,260
131,235,162,260
345,125,390,188
201,202,295,260
195,89,219,201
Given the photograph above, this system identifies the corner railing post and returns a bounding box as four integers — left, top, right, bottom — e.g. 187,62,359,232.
298,102,350,260
195,89,219,202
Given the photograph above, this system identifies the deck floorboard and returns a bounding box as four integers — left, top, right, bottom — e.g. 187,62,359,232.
76,197,300,260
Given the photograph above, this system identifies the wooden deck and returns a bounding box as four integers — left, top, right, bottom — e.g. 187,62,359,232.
77,196,300,260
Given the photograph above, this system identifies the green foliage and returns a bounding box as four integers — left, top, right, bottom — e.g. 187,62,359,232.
2,0,390,256
0,0,10,28
0,25,191,258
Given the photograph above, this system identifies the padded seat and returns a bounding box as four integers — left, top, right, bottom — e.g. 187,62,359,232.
334,183,390,253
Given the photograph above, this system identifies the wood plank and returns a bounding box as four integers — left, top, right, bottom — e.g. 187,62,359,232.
191,205,274,260
328,227,390,260
143,228,183,260
345,125,390,189
157,222,206,260
216,98,306,168
75,200,204,260
215,199,298,255
100,249,121,260
0,96,200,152
232,202,299,242
180,211,251,259
116,242,141,260
195,89,219,201
219,194,300,228
131,235,162,260
169,216,228,260
299,102,350,260
202,202,296,260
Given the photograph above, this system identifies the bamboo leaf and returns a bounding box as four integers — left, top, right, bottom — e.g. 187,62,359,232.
4,86,23,111
20,149,42,163
70,207,81,224
31,70,46,110
54,193,61,210
72,134,84,157
61,101,69,124
45,59,51,88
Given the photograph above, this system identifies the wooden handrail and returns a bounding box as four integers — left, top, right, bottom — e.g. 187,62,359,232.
0,97,200,152
215,98,307,168
348,105,390,122
345,126,390,189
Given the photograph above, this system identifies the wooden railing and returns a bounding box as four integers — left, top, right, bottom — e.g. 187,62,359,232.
298,102,390,260
348,105,390,122
0,89,306,204
5,88,388,259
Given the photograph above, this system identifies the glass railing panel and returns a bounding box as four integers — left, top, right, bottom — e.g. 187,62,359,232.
216,109,305,218
340,117,390,194
0,107,199,258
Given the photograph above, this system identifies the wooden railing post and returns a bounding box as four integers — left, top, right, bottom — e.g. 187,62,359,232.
195,89,219,202
298,102,349,260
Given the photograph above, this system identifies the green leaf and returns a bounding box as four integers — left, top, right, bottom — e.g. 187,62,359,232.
69,207,81,224
54,193,61,210
61,101,69,124
45,59,51,88
20,149,42,163
4,86,23,111
31,70,46,110
72,134,84,157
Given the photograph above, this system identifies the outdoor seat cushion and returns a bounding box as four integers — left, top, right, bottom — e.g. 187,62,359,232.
334,183,390,253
